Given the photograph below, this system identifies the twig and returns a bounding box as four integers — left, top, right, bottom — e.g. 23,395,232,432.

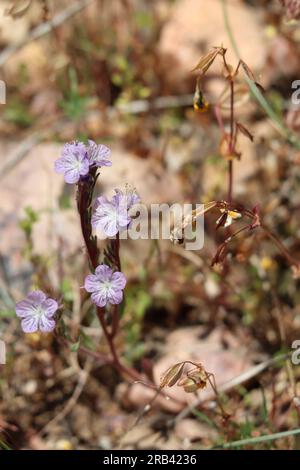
39,357,93,436
171,352,291,425
220,0,300,150
227,80,234,202
0,0,95,68
112,94,194,114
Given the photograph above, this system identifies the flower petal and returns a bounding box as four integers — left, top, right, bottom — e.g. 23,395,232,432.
100,159,112,167
94,264,113,280
42,299,58,317
107,289,123,305
39,315,56,333
84,274,101,293
16,299,35,318
92,209,119,236
102,216,119,236
62,141,86,158
87,141,112,167
54,158,67,174
111,272,126,290
27,290,46,303
21,316,39,333
91,290,108,307
91,199,120,236
64,168,81,184
79,158,90,176
93,196,111,211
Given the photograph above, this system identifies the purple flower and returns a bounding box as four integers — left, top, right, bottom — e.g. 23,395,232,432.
15,290,58,333
84,264,126,307
92,188,140,237
55,141,89,184
86,140,112,168
55,140,112,184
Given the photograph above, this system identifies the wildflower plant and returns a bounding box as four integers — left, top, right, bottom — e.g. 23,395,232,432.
92,188,140,237
54,141,89,184
16,291,58,333
13,46,300,436
55,139,140,381
175,46,300,270
84,264,126,307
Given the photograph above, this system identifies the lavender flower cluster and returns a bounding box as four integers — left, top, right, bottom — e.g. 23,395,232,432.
16,141,139,334
54,140,111,184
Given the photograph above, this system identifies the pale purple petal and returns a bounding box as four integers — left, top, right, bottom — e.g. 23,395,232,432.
54,158,68,174
99,159,112,167
107,289,123,305
111,272,126,290
113,189,140,211
84,274,101,293
16,299,35,318
128,193,141,208
117,208,132,228
118,217,131,231
87,140,112,167
16,291,58,334
55,141,89,184
64,168,81,184
102,218,118,236
79,158,90,175
92,189,140,236
93,196,110,210
42,299,58,317
27,290,46,303
92,199,119,236
39,316,56,333
95,264,112,280
61,141,86,157
91,290,108,307
21,316,39,333
92,205,119,236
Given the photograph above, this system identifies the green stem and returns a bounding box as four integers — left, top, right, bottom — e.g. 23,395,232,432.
212,427,300,449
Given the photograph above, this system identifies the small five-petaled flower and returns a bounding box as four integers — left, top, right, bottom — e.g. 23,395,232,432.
84,264,126,307
15,290,58,333
54,140,111,184
92,188,140,237
16,141,137,334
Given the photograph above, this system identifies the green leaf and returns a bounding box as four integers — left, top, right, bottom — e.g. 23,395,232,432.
70,338,81,352
0,310,15,319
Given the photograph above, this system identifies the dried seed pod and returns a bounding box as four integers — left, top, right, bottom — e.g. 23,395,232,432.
236,122,254,142
160,362,185,388
191,46,226,75
177,367,209,393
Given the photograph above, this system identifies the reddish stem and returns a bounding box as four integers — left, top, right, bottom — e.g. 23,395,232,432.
228,80,234,203
77,168,141,382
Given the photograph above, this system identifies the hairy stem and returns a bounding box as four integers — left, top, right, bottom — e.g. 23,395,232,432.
77,169,141,382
